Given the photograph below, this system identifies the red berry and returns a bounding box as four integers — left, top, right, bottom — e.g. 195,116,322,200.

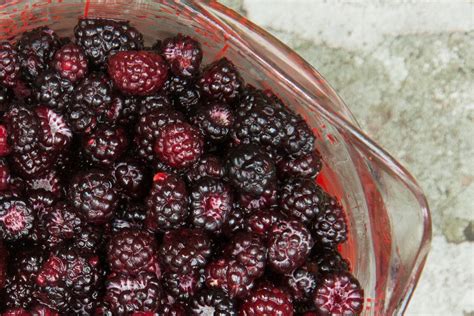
108,50,168,95
53,43,88,82
240,286,294,316
0,124,11,156
313,271,364,315
154,122,203,169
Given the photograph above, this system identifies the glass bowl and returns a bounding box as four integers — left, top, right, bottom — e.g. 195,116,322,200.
0,1,432,314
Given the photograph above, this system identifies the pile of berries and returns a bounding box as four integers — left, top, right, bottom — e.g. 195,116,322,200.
0,19,364,315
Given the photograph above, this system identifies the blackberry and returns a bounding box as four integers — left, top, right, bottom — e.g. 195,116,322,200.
0,239,7,288
0,41,20,87
192,102,234,142
72,225,104,254
74,18,144,66
279,179,326,223
240,286,293,316
244,209,286,241
223,232,267,279
232,88,287,149
0,124,11,156
138,93,172,115
283,115,315,157
107,228,159,276
66,101,97,134
44,202,83,248
74,73,112,109
111,159,149,198
98,94,140,126
68,170,118,224
162,270,203,302
34,106,72,153
145,173,189,231
108,50,168,95
189,289,236,316
0,158,10,191
198,58,243,103
221,206,246,238
4,274,36,309
9,146,54,179
159,228,211,274
185,154,225,183
238,184,277,213
162,74,194,95
15,26,60,80
190,178,233,232
4,106,40,154
204,258,254,299
174,83,201,114
311,247,350,273
313,271,364,316
134,109,184,162
0,199,34,241
34,71,73,109
154,122,204,169
159,294,187,316
311,197,348,247
226,145,276,196
83,125,129,166
52,43,88,83
160,34,203,77
277,150,323,179
104,272,162,315
282,261,319,302
268,220,314,274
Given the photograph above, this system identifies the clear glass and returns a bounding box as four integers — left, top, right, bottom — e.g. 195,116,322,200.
0,1,432,314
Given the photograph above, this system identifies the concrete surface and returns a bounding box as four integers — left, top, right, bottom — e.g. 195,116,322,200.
218,0,474,315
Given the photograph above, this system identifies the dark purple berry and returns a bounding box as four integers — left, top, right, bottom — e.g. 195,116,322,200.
189,288,236,316
83,125,129,166
205,258,254,299
0,41,20,87
240,286,293,316
310,197,348,247
277,151,323,179
160,34,202,77
34,71,73,109
0,199,34,241
192,102,234,142
198,58,243,103
52,43,88,83
223,232,267,279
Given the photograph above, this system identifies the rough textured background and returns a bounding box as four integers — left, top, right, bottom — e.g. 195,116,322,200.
218,0,474,315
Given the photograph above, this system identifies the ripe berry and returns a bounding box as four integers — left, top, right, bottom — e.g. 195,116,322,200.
283,115,315,157
135,109,184,162
238,184,277,213
313,271,364,316
145,173,189,231
68,170,118,224
10,146,54,179
66,102,97,134
204,258,254,299
268,220,314,274
162,270,203,302
160,34,203,78
108,50,168,95
43,202,83,249
0,124,11,156
154,122,204,169
199,58,243,103
159,228,211,274
311,197,348,247
189,288,236,316
312,246,350,273
111,159,149,198
4,106,40,154
52,43,88,82
0,199,34,241
226,145,276,196
240,286,294,316
0,41,20,87
74,72,112,108
185,154,225,183
279,178,326,223
244,209,286,241
282,261,319,302
104,272,162,315
277,150,323,179
34,71,73,109
34,106,72,153
190,178,233,232
15,26,60,80
192,102,234,143
107,229,160,276
83,125,129,166
74,18,144,66
223,232,267,279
